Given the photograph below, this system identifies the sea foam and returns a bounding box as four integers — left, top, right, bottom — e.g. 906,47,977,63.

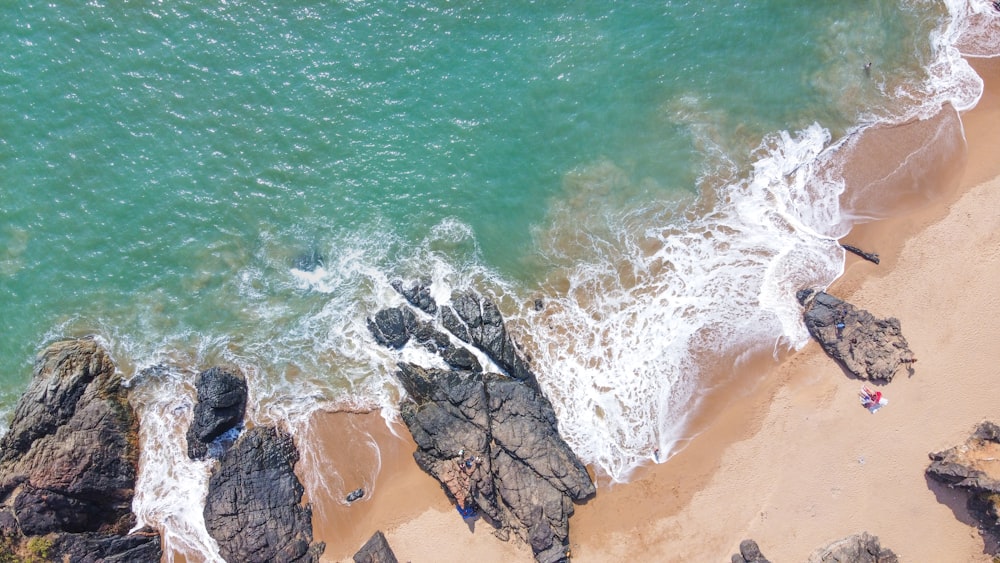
122,1,1000,552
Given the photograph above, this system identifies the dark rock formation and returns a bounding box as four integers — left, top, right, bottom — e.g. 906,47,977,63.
369,285,594,563
353,530,398,563
798,289,916,382
411,321,482,373
0,338,161,561
47,527,163,563
346,488,364,502
203,425,324,563
731,538,771,562
367,306,418,350
805,531,899,562
392,278,438,315
441,291,538,390
927,421,1000,536
186,366,247,460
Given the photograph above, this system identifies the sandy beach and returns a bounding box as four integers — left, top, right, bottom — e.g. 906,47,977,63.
312,56,1000,562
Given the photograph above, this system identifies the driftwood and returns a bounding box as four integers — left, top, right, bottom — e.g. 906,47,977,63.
841,244,880,265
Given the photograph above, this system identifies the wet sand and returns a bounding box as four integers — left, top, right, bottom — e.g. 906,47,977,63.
307,57,1000,562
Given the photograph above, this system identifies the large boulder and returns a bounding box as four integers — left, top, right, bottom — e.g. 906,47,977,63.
927,421,1000,535
367,307,418,350
370,285,595,563
0,338,161,561
353,530,398,563
203,425,325,563
798,289,916,382
186,366,247,460
805,532,899,563
731,538,771,562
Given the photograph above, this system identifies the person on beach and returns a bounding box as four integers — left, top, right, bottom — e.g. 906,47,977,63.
860,386,887,412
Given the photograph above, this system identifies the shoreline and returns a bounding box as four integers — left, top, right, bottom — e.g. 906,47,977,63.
307,55,1000,562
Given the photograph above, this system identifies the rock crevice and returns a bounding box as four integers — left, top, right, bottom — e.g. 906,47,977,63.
369,282,595,563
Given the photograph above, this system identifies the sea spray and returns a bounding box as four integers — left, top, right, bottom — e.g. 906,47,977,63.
6,0,1000,553
129,365,224,563
520,125,847,482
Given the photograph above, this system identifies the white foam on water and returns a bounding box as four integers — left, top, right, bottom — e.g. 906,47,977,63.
294,412,385,524
113,4,1000,553
943,0,1000,58
127,363,224,563
520,0,995,483
523,124,847,482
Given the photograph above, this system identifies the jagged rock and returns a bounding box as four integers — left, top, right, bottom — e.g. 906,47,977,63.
396,363,594,563
353,530,399,563
441,291,538,389
186,366,247,460
368,286,594,563
806,532,899,562
392,278,438,315
367,306,418,349
0,338,161,561
346,488,364,502
48,526,163,563
204,425,325,563
927,421,1000,535
798,289,915,382
411,321,482,373
731,538,771,562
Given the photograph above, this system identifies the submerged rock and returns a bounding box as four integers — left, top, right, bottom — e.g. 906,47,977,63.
203,425,325,563
0,338,161,561
927,421,1000,536
798,289,916,382
805,531,899,563
186,366,248,460
293,248,325,272
369,286,594,563
352,530,398,563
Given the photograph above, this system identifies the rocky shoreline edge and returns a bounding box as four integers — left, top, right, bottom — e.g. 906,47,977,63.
0,278,996,561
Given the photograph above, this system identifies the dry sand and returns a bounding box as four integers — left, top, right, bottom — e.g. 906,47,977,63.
315,57,1000,562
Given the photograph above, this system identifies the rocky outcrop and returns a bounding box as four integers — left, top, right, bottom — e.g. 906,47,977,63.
798,289,916,382
393,278,437,315
731,540,771,563
186,366,247,460
927,421,1000,535
369,283,595,563
731,539,771,562
805,532,899,563
203,425,324,563
735,534,898,563
441,290,538,390
369,305,482,373
353,530,398,563
0,338,161,561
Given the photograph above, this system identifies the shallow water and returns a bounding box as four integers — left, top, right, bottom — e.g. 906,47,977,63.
1,0,999,556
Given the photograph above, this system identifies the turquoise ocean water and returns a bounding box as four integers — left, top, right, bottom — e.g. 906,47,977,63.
1,1,997,555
